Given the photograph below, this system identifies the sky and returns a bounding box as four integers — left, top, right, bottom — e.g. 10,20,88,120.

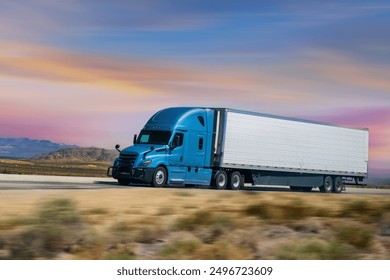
0,0,389,176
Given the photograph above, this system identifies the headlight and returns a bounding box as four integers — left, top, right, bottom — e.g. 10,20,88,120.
140,160,152,166
113,158,119,167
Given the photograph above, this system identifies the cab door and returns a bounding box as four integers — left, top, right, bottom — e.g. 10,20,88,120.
183,132,209,184
167,132,186,184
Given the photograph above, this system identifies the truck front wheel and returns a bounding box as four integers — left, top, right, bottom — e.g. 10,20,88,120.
213,171,228,190
152,166,167,187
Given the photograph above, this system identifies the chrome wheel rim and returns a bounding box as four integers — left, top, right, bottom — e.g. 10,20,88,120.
218,174,226,187
232,174,240,188
155,170,165,185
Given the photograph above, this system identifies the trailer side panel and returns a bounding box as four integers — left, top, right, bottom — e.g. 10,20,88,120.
221,110,368,177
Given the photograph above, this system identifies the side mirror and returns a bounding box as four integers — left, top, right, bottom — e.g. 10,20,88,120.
115,144,121,152
133,134,137,145
169,141,176,150
170,134,182,150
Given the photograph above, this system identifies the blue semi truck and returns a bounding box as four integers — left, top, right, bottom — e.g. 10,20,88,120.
108,107,368,192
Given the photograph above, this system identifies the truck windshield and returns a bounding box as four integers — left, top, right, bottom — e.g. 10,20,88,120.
137,130,172,145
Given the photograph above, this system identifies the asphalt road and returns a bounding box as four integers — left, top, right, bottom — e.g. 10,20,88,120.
0,174,389,195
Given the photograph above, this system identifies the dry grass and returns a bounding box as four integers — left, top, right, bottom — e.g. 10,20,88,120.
0,187,389,260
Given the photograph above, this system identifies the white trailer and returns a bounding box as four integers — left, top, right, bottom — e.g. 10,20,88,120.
212,108,369,193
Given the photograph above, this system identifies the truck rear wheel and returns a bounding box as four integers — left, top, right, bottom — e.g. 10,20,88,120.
152,166,167,187
320,176,333,193
214,170,228,190
228,171,243,190
333,176,343,193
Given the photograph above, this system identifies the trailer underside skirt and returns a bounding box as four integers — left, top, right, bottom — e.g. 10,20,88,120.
251,170,323,187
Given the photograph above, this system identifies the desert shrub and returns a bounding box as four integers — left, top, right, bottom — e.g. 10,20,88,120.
173,210,234,242
110,221,135,233
10,199,84,259
276,239,356,260
244,200,315,221
335,226,374,249
105,252,136,260
156,207,174,216
73,236,105,260
244,203,272,219
159,239,202,259
174,211,215,231
103,242,136,260
82,208,109,215
0,218,34,230
339,200,387,223
194,241,251,260
159,239,251,260
197,215,234,243
37,199,81,225
133,226,164,244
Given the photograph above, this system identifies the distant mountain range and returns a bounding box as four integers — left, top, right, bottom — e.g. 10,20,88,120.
0,138,117,162
33,147,117,162
0,138,78,159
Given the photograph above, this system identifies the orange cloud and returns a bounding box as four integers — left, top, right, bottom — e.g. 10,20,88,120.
0,41,173,95
0,40,317,107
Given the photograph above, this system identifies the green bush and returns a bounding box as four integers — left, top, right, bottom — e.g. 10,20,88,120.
10,199,83,259
83,208,109,215
174,210,230,231
335,226,374,249
175,211,211,230
277,239,356,260
340,200,387,223
159,239,202,259
244,200,314,221
194,241,251,260
159,239,251,260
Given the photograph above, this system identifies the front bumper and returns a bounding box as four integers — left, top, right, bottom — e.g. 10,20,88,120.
108,166,155,184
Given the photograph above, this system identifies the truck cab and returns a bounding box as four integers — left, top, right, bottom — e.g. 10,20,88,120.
109,107,215,187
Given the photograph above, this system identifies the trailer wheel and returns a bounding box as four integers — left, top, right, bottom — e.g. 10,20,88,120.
320,176,333,193
333,177,343,193
118,179,130,186
214,171,228,190
152,166,167,187
229,171,243,190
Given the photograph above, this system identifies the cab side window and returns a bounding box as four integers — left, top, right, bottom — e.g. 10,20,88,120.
172,133,184,148
198,137,204,150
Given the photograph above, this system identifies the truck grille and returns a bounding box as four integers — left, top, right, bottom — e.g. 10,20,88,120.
118,153,138,171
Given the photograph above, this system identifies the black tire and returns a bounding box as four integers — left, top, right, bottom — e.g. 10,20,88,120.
290,186,300,192
229,171,243,190
118,179,130,186
333,176,343,193
214,170,228,190
152,166,167,187
320,176,333,193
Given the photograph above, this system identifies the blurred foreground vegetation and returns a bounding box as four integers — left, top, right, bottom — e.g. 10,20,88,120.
0,189,389,260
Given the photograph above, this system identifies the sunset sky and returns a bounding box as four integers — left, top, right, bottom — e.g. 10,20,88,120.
0,0,389,176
